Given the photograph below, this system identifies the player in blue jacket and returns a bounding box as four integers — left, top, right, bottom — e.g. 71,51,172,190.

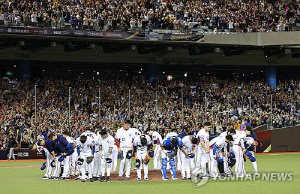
161,136,184,180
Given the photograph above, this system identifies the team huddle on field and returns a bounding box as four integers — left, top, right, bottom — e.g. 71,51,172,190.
33,120,259,182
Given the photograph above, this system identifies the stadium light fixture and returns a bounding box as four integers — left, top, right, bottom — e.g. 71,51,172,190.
184,72,187,77
50,41,57,47
19,40,26,46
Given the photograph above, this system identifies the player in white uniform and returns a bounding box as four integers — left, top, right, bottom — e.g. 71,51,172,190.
209,135,233,178
180,135,198,179
133,134,152,181
115,120,137,181
194,122,211,177
232,130,246,177
76,135,95,182
211,129,236,176
98,129,114,182
81,128,98,179
146,129,163,169
61,131,76,179
244,128,258,175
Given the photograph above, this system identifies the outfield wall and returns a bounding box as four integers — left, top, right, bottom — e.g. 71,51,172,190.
0,148,42,160
271,125,300,152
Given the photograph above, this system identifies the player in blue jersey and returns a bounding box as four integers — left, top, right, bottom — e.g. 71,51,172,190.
160,135,184,180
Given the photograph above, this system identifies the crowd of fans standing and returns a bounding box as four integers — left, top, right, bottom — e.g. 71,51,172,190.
1,0,300,32
0,76,299,149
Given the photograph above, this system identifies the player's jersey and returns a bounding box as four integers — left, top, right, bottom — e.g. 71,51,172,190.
162,137,183,151
76,136,95,154
219,131,227,139
66,136,76,143
232,131,246,147
151,131,163,145
133,135,151,152
196,128,209,149
210,136,227,155
129,128,141,137
98,135,114,155
115,127,136,148
166,132,178,138
181,136,195,152
81,131,96,139
244,137,254,148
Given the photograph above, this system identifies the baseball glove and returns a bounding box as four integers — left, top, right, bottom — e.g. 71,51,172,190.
40,163,46,170
148,150,154,157
126,150,133,159
106,158,112,163
77,158,84,165
86,156,94,164
143,155,150,165
134,159,141,168
50,160,56,168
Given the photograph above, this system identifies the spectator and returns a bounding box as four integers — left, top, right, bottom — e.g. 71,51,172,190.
7,134,18,160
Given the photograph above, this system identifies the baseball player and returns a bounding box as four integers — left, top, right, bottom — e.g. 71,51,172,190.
244,128,258,175
165,128,181,170
82,127,97,178
180,135,198,180
133,134,152,181
92,130,101,181
37,132,57,179
232,129,247,177
60,131,76,180
210,135,233,178
194,122,211,177
115,120,136,181
98,129,114,182
161,136,184,180
76,135,95,182
146,129,163,169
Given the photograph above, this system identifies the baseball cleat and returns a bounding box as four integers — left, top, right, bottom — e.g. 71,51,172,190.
75,177,81,180
182,177,187,180
162,176,168,180
90,178,94,182
42,176,48,179
172,176,177,180
137,178,141,181
81,179,86,182
100,177,105,182
106,177,110,182
144,177,149,181
254,173,259,176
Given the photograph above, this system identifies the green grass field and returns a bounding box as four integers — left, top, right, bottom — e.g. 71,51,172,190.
0,153,299,194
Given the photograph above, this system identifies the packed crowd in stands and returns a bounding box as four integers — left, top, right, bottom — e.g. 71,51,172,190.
0,0,300,33
0,76,299,149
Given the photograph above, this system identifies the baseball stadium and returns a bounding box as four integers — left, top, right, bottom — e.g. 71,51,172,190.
0,0,300,193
